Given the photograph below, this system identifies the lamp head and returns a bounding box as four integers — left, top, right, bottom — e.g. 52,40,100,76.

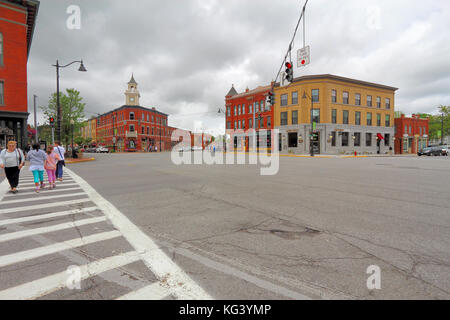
78,60,87,72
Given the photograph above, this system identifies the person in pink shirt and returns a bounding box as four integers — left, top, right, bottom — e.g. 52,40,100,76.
44,146,60,190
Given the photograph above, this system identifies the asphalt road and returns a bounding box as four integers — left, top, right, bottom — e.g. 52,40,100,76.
1,153,449,299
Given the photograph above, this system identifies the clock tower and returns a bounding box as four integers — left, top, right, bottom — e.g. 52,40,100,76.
125,74,141,106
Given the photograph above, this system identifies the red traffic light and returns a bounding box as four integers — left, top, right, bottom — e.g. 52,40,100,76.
285,62,292,69
50,117,54,123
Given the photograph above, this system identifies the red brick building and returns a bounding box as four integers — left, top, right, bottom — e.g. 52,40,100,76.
225,84,274,151
95,76,171,152
395,114,429,154
0,0,39,149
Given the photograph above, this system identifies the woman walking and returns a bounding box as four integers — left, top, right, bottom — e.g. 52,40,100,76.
27,143,47,193
44,146,60,190
0,141,25,194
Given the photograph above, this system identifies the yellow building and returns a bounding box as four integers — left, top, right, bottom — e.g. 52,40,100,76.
273,74,398,155
80,118,97,144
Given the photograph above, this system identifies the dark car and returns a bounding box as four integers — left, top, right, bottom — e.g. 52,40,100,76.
418,146,443,156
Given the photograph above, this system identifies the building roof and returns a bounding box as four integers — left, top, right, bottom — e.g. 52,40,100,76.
288,74,398,91
226,85,238,97
128,74,137,85
97,105,168,118
228,85,272,100
6,0,40,58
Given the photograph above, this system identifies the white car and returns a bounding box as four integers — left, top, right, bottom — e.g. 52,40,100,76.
96,146,109,153
191,146,203,151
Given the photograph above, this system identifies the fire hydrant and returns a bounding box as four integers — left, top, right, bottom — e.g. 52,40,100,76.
354,151,357,157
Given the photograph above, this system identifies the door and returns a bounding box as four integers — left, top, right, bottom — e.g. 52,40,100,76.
311,132,320,154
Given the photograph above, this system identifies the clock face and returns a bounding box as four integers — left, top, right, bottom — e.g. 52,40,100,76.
130,97,135,102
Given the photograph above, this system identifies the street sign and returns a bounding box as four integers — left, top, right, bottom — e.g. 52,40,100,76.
297,45,310,67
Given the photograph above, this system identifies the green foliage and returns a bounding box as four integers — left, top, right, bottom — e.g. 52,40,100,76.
428,106,450,140
40,89,86,147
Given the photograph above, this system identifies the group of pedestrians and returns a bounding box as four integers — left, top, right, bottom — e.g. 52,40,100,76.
0,141,66,194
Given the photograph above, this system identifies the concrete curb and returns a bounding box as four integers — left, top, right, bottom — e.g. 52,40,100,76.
65,158,96,164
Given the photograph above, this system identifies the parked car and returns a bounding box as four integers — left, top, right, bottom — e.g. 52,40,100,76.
418,146,444,156
96,146,109,153
191,146,203,152
439,145,449,156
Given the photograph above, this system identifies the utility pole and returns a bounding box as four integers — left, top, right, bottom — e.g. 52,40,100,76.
441,112,444,145
33,95,38,143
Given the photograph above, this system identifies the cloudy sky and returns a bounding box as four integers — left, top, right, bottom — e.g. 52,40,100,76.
28,0,450,134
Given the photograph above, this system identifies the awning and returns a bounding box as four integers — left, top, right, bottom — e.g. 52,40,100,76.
377,133,384,140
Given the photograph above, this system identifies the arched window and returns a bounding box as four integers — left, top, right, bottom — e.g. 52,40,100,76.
129,112,135,120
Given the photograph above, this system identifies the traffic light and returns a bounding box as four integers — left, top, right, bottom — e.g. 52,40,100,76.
285,61,293,83
266,91,275,106
49,117,55,127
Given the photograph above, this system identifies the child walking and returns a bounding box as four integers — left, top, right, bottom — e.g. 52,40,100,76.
44,146,60,190
27,143,48,193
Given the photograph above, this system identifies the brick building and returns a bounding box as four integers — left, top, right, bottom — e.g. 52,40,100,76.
95,76,171,152
394,114,429,154
225,84,274,151
0,0,39,149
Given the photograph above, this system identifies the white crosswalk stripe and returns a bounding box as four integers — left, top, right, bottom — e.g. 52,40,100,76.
0,169,212,300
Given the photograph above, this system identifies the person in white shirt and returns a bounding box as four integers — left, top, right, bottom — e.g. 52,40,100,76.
53,141,66,182
0,140,25,194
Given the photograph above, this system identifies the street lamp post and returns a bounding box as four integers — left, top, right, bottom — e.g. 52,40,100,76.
52,59,87,143
218,107,227,152
303,91,314,157
70,119,75,158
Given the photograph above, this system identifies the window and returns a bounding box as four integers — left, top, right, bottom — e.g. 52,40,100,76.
129,124,135,132
343,110,349,124
367,112,372,126
409,126,412,135
312,89,319,102
281,94,288,106
331,132,336,147
249,118,252,128
288,132,298,148
142,113,145,121
332,109,337,124
292,111,298,125
249,104,253,114
227,107,230,116
377,97,381,108
0,33,3,66
234,106,237,116
367,95,372,107
384,134,390,146
242,104,246,115
147,127,150,135
152,115,154,123
292,92,298,105
366,133,372,147
385,98,391,109
342,132,349,147
260,100,265,111
311,109,320,124
141,126,145,134
343,92,349,104
255,101,259,113
0,81,3,105
354,132,361,147
355,94,361,106
267,116,271,128
234,121,237,129
238,105,241,115
242,120,246,130
280,112,288,126
227,122,231,129
152,128,154,135
355,111,361,125
130,112,135,120
377,114,381,127
331,90,337,103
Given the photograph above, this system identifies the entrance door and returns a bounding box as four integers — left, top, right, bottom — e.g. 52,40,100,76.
311,131,320,154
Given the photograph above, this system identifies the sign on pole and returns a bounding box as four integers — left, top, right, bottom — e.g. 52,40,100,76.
297,45,310,67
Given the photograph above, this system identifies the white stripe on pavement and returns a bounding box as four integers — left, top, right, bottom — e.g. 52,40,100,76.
0,251,141,300
0,230,122,268
15,184,79,191
117,282,171,300
0,192,87,205
0,199,92,215
18,181,74,187
66,168,213,300
0,216,107,243
0,207,98,227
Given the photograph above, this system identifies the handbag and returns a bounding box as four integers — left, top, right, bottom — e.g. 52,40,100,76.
15,149,23,167
56,146,66,167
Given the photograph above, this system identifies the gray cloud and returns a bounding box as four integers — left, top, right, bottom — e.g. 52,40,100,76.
27,0,450,132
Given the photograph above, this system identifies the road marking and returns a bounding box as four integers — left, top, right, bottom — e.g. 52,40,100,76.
0,251,141,300
0,199,92,215
0,207,99,227
67,168,213,300
18,180,75,187
0,216,107,243
0,230,121,268
116,282,171,300
15,184,79,191
0,192,87,205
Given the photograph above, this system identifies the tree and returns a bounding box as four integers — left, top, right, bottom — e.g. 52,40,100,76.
40,89,86,147
428,106,450,141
